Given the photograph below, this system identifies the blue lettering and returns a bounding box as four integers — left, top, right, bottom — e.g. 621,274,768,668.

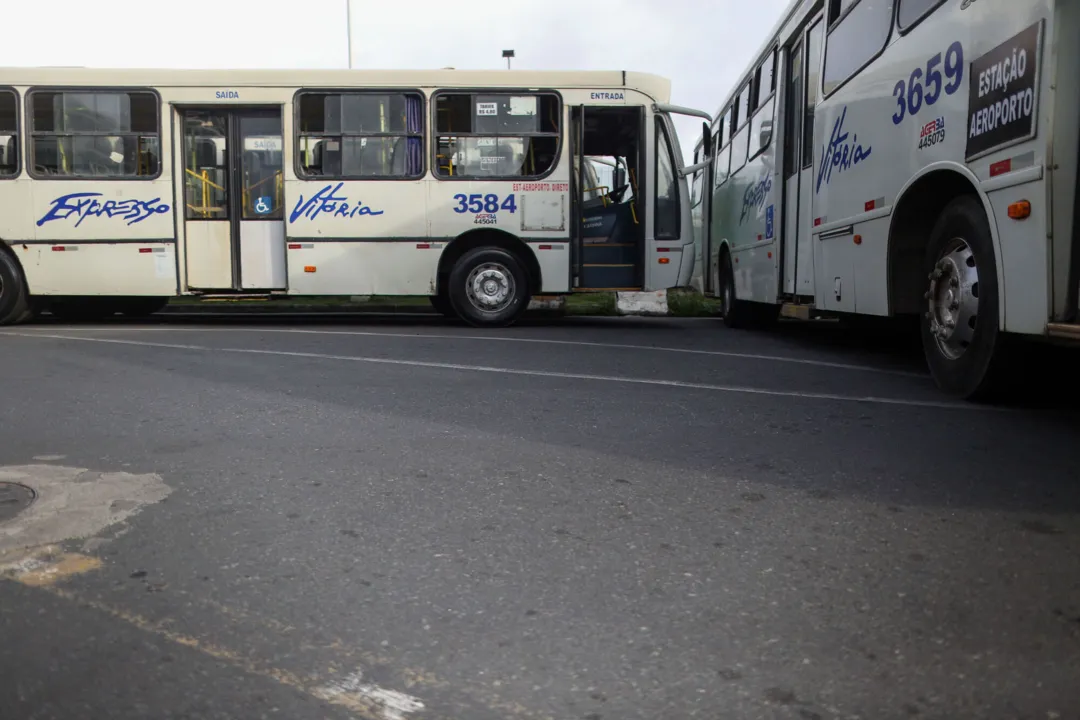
739,175,773,224
289,183,384,223
215,90,240,99
37,192,170,228
816,106,872,194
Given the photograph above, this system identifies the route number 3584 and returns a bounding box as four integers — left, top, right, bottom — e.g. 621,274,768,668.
453,193,518,214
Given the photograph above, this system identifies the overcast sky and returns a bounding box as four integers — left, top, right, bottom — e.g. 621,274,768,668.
0,0,789,163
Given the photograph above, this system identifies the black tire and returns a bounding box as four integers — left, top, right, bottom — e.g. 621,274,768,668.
428,291,456,319
920,195,1006,400
718,251,778,329
117,297,169,317
447,246,530,328
0,250,31,326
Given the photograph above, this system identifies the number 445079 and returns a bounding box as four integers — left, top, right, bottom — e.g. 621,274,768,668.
453,193,518,214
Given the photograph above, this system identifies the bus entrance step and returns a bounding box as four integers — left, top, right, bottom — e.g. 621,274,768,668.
780,303,814,320
1047,323,1080,341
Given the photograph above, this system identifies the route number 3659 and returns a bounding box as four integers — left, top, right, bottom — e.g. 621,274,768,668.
892,41,964,125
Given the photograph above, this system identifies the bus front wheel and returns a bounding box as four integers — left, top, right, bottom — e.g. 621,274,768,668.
448,246,530,328
920,195,1005,400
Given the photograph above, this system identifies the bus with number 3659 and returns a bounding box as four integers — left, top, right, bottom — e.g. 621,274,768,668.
690,0,1079,400
0,68,703,328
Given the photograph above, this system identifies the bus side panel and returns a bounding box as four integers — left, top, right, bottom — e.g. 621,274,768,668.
1050,0,1080,320
286,242,440,296
990,179,1049,334
813,0,1053,324
26,178,178,296
20,242,178,296
529,242,571,294
727,143,779,304
0,179,33,244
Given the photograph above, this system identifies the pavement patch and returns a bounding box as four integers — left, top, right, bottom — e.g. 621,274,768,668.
0,463,171,563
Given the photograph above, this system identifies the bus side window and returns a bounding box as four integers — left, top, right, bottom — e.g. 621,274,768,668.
28,90,160,179
434,93,560,179
750,49,777,158
713,110,730,187
654,118,679,241
0,90,16,177
803,19,824,169
822,0,894,96
296,92,424,180
784,39,804,179
897,0,946,30
730,83,751,175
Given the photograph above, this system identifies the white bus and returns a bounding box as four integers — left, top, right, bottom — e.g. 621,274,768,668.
691,0,1079,399
0,68,703,328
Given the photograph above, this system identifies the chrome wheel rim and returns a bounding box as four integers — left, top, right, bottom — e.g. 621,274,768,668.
926,237,979,361
466,262,514,314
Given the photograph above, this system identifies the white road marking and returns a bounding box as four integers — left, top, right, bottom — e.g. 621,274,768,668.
314,671,424,720
2,331,993,410
33,324,927,378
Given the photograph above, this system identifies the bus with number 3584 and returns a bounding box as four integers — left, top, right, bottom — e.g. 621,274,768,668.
0,68,703,328
690,0,1079,400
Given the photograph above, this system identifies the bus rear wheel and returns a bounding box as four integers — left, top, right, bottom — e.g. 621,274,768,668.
447,246,530,328
719,252,777,329
0,251,31,326
920,195,1005,400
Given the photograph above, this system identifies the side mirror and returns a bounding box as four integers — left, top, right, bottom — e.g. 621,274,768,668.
613,167,627,189
702,121,712,156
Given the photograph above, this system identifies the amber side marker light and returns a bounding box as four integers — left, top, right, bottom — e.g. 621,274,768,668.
304,266,317,273
1008,200,1031,220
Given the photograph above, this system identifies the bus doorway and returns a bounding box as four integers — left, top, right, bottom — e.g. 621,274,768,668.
179,107,287,292
571,106,644,290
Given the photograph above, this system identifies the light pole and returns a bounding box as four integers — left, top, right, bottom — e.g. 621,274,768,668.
346,0,353,69
502,49,515,69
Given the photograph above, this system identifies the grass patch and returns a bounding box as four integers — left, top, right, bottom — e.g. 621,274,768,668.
666,288,722,317
564,292,617,316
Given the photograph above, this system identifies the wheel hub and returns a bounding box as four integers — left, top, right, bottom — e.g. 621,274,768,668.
467,263,514,312
925,238,979,360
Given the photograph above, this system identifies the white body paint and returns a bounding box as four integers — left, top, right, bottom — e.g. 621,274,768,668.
0,68,695,300
690,0,1078,335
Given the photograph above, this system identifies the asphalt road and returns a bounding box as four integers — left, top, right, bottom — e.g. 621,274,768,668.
1,314,1079,720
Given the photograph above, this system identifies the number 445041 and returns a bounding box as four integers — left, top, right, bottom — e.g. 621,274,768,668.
453,193,518,214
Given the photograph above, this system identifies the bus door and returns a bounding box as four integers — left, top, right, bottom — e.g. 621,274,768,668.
571,105,646,290
180,107,286,291
781,14,823,299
